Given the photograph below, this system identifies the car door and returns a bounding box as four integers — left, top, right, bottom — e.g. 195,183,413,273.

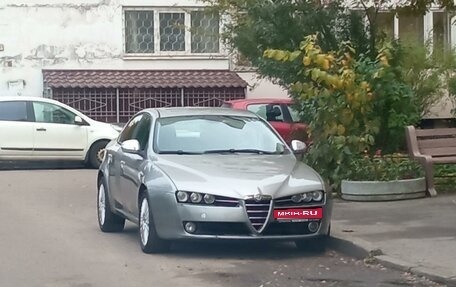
0,101,34,159
119,114,152,216
31,101,88,159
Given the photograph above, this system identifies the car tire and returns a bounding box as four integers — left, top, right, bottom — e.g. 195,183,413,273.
139,193,170,253
88,141,108,169
97,179,125,232
295,236,328,253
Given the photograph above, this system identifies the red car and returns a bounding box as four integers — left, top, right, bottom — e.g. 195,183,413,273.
222,98,308,144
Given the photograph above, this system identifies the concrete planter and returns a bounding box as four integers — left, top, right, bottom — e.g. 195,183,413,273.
340,177,426,201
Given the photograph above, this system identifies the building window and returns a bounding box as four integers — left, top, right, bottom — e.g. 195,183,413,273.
433,11,449,54
399,13,424,43
376,12,395,39
159,12,185,52
125,11,154,53
124,8,220,55
191,11,220,53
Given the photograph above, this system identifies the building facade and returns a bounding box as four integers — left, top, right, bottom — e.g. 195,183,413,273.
0,0,455,122
0,0,287,122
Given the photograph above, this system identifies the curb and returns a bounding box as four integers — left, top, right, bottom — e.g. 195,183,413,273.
328,231,456,286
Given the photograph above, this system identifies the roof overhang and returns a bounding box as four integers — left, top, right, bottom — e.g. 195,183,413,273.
42,69,248,89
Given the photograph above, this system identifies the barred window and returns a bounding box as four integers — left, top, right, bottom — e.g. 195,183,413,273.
125,11,154,53
191,11,220,53
124,9,220,55
159,13,185,52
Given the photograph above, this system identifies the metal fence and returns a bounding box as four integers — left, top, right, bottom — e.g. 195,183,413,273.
51,87,245,123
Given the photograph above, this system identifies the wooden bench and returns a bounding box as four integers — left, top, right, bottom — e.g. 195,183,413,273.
405,125,456,197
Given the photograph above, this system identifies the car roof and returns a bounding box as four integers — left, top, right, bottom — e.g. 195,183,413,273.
226,98,292,104
148,107,259,118
0,96,58,103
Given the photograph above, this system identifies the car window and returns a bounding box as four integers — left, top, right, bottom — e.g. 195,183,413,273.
118,114,143,143
132,115,152,150
287,105,301,122
154,115,286,154
247,104,284,122
0,101,28,121
33,102,76,124
118,113,151,150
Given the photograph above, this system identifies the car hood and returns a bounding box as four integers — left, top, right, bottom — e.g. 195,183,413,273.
154,154,324,199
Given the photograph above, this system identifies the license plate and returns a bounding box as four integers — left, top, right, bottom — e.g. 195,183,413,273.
274,208,323,220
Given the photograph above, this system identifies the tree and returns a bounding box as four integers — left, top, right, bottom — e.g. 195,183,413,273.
204,0,370,86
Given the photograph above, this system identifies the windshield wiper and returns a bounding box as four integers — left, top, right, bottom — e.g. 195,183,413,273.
158,150,202,155
203,149,280,155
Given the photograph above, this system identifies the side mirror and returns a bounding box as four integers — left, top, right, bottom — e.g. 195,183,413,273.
121,139,141,154
291,140,306,154
74,116,86,125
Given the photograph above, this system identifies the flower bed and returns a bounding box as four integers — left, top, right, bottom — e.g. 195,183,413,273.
340,154,426,201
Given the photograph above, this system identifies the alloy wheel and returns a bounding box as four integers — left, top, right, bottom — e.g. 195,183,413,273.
98,184,106,225
140,198,150,246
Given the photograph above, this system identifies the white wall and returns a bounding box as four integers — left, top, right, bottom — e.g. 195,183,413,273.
238,72,289,99
0,0,288,99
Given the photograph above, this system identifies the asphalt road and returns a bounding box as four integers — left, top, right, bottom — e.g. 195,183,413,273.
0,168,443,287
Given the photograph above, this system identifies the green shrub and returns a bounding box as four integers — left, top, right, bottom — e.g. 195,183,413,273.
344,154,424,181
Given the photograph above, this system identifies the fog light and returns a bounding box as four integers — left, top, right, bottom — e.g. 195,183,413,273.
203,194,215,204
291,194,302,203
308,221,319,233
302,192,312,202
184,222,197,233
176,191,189,202
190,192,202,203
312,191,323,201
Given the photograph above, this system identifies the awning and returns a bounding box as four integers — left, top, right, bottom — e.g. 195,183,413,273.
42,69,248,89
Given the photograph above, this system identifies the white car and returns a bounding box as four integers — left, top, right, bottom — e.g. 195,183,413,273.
0,96,120,168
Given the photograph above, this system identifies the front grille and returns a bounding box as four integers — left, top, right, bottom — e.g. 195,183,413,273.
190,222,250,236
244,199,271,231
263,221,319,236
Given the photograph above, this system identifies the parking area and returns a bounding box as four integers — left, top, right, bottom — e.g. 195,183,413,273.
0,168,444,287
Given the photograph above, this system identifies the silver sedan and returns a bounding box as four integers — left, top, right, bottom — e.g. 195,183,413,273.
97,108,332,253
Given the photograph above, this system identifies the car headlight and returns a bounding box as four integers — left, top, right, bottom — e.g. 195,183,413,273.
291,194,302,203
302,192,312,202
190,192,203,203
176,191,189,202
176,191,218,205
312,191,323,201
203,194,215,204
288,191,324,204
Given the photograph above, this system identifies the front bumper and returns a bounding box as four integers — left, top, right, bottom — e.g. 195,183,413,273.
150,193,332,241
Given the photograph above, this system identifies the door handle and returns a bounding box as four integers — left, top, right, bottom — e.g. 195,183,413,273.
36,128,46,131
120,160,125,169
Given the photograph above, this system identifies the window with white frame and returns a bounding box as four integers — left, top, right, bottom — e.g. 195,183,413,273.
124,8,220,55
375,10,451,51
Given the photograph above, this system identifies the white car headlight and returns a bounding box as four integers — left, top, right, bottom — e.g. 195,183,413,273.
190,192,203,203
302,192,312,202
311,191,323,201
203,194,215,204
176,191,189,202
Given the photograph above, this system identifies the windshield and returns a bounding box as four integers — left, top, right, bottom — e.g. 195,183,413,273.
154,115,286,154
